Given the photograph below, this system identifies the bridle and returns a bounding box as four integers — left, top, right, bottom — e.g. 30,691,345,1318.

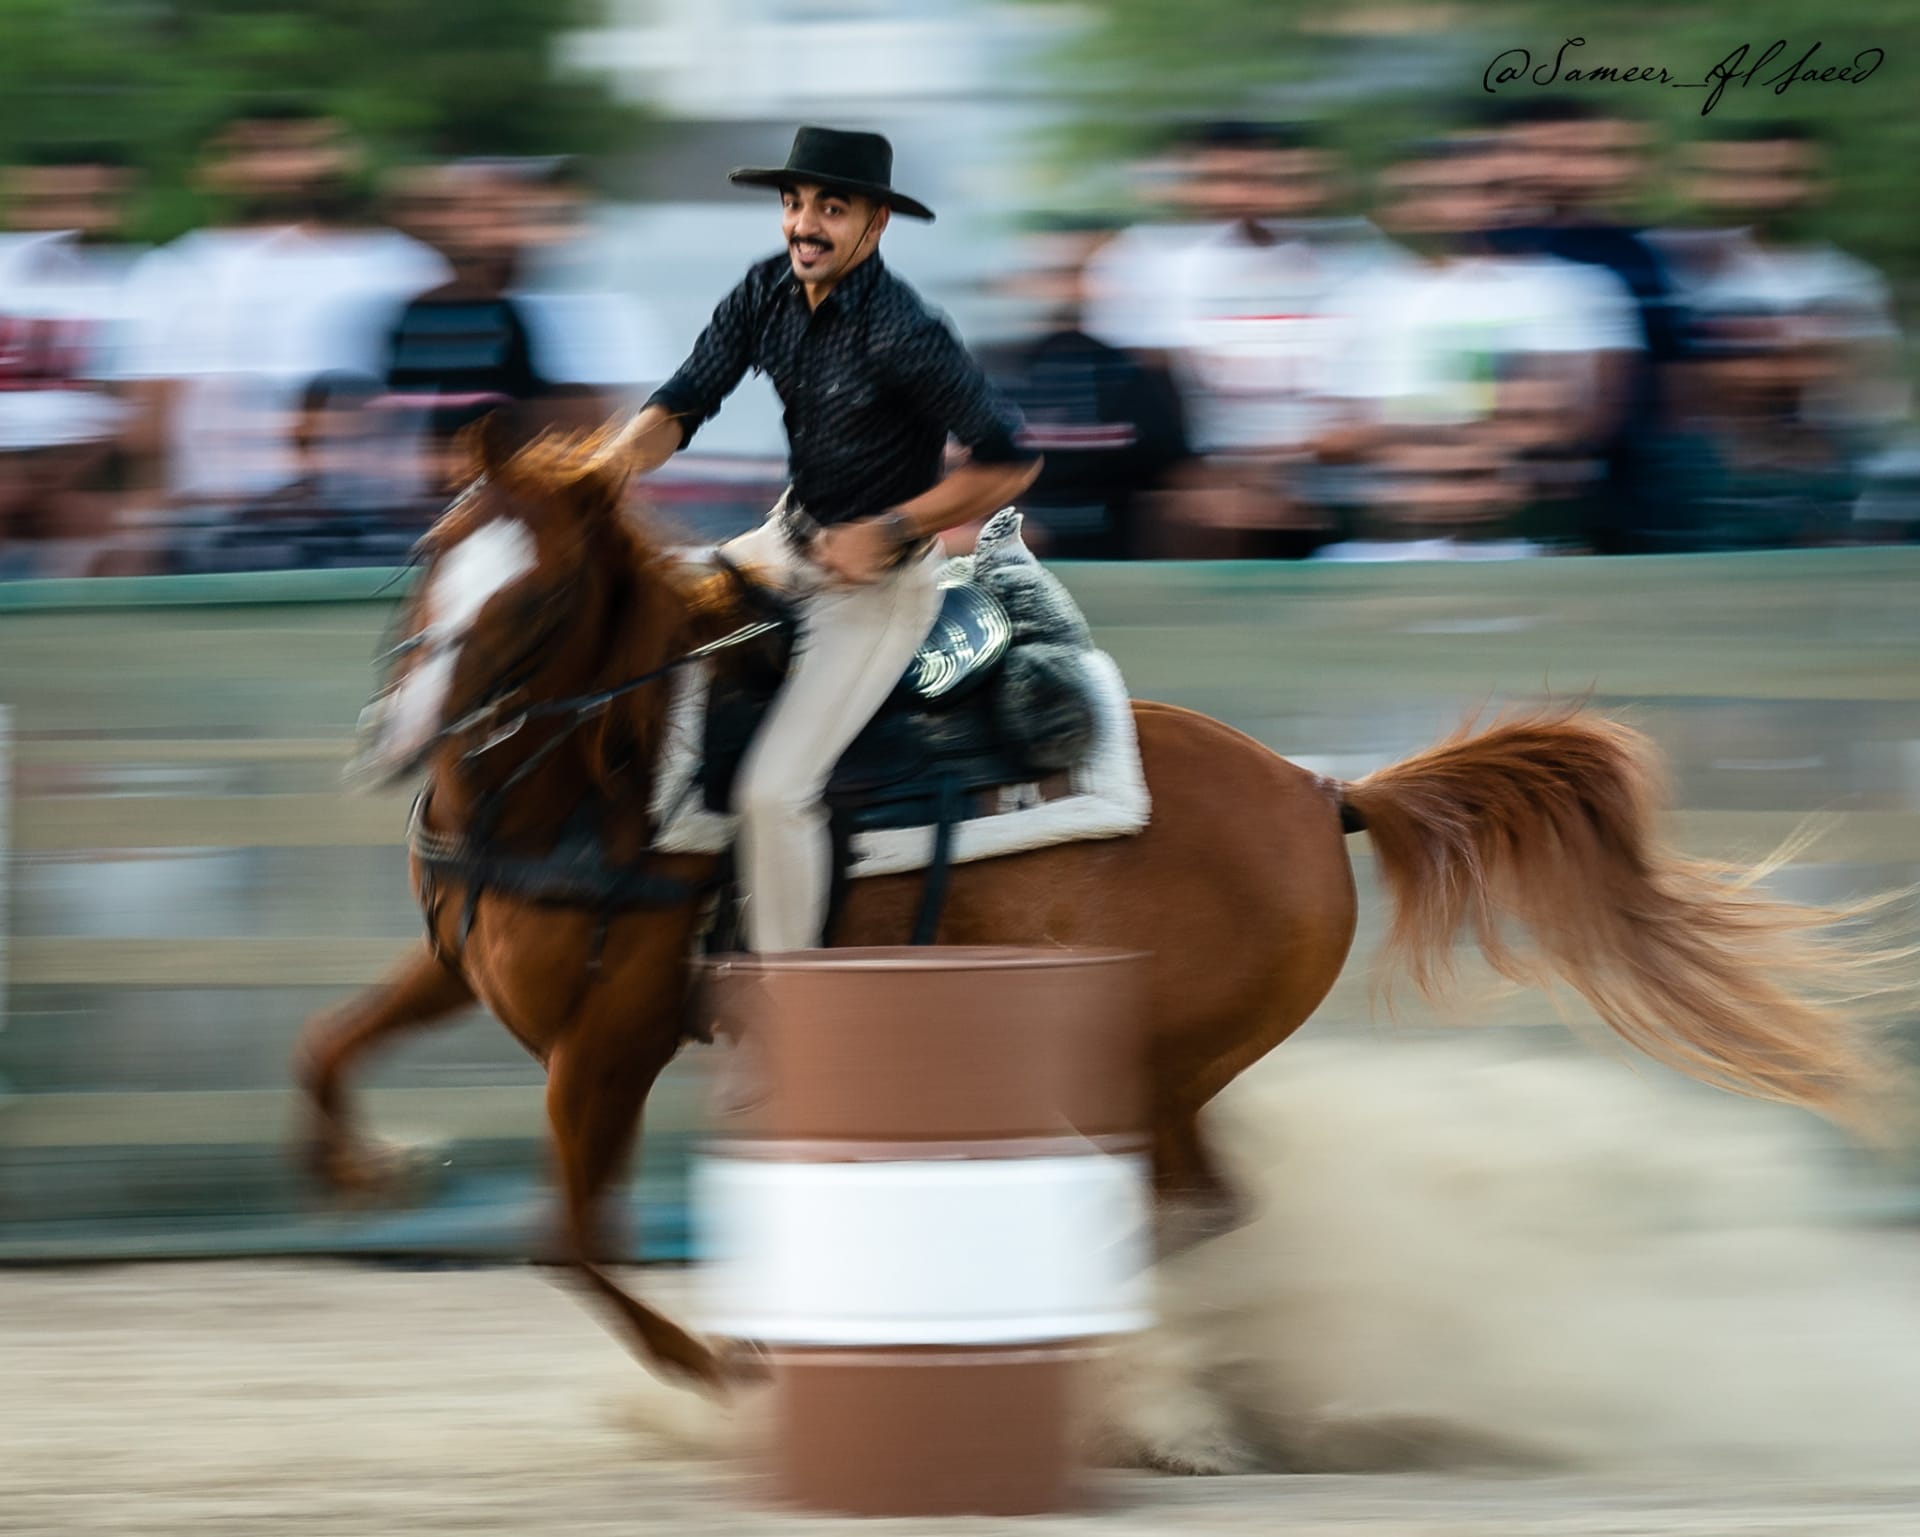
369,545,590,773
368,528,784,801
368,467,792,967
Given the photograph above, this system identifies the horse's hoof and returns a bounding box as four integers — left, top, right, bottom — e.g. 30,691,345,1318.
714,1335,774,1387
1152,1194,1247,1262
308,1134,442,1204
661,1346,738,1403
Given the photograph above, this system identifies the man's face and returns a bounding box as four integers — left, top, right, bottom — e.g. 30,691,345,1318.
1684,138,1822,221
442,172,524,270
1695,316,1830,416
781,182,887,285
1006,230,1105,320
1380,149,1520,241
515,182,586,254
1,163,130,237
1510,118,1647,210
383,165,459,246
1179,145,1330,223
202,115,356,219
1257,147,1333,219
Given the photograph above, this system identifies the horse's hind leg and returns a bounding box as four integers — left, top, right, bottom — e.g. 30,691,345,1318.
1146,986,1331,1258
1149,1095,1245,1259
294,941,474,1194
544,1023,727,1393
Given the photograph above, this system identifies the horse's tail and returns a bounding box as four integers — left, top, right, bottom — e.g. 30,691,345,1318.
1337,707,1909,1133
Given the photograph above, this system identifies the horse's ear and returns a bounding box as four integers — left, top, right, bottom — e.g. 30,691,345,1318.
452,407,517,481
572,454,632,521
475,408,518,476
558,416,639,522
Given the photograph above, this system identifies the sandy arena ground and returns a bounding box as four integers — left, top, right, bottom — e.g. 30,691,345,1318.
12,1043,1920,1534
0,1256,1914,1536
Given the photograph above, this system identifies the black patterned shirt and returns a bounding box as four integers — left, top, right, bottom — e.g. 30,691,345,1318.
645,252,1034,525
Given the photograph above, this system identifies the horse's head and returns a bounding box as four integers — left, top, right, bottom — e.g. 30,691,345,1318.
352,415,656,788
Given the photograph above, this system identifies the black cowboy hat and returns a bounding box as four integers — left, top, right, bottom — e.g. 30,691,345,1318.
729,125,934,222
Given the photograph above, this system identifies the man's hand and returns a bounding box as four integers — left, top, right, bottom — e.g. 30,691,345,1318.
586,403,686,478
811,515,909,586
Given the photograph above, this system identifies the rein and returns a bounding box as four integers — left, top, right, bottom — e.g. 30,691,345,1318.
397,551,789,955
458,613,785,771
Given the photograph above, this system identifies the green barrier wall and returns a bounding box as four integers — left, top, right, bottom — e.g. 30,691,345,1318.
5,549,1919,1258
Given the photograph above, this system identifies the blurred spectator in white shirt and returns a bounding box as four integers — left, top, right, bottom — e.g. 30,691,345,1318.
0,144,146,575
1088,121,1412,556
119,102,447,510
1088,122,1408,449
1329,136,1642,555
1339,137,1639,446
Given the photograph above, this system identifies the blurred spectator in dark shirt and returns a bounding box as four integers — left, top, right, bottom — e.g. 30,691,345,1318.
1482,99,1682,553
380,158,659,502
984,222,1192,558
1637,308,1863,552
119,101,446,514
1653,121,1906,453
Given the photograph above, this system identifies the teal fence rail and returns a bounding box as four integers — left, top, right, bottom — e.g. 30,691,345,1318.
5,550,1919,1259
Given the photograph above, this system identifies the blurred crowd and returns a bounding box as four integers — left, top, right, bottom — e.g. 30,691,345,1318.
993,104,1914,560
3,98,1917,576
0,103,655,578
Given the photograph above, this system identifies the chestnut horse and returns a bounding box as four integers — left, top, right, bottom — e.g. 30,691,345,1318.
296,425,1894,1393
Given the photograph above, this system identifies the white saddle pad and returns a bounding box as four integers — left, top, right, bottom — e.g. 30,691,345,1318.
648,649,1150,878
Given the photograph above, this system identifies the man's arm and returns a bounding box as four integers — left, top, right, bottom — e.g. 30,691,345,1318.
606,400,688,473
601,273,760,470
881,310,1045,540
814,454,1040,585
888,454,1043,543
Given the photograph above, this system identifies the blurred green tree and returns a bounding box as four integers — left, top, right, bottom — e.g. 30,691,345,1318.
0,0,648,239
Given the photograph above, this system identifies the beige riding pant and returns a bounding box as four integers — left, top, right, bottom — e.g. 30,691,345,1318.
721,510,943,952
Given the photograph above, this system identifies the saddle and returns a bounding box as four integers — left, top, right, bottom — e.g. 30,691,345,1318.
699,580,1044,831
694,512,1101,944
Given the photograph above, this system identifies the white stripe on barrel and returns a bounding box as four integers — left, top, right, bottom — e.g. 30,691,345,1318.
696,1151,1151,1346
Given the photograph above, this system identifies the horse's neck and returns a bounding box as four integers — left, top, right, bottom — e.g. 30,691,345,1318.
422,553,721,854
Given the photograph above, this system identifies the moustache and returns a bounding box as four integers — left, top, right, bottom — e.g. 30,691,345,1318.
790,238,834,253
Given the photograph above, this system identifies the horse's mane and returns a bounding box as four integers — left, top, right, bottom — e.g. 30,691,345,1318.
491,420,766,638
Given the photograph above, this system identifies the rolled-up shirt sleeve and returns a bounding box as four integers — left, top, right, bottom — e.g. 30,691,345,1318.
643,276,757,449
890,312,1038,466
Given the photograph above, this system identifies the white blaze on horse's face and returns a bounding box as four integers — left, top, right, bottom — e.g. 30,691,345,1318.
375,517,537,770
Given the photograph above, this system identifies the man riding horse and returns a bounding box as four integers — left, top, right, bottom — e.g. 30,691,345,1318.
607,125,1041,952
306,123,1899,1398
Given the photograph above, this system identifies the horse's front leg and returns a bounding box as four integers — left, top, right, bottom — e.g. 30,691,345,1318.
542,1000,751,1395
294,940,475,1195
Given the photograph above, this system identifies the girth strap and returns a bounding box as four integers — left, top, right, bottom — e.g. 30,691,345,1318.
407,792,715,913
908,772,963,945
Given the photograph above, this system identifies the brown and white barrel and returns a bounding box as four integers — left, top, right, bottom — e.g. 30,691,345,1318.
694,946,1152,1518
